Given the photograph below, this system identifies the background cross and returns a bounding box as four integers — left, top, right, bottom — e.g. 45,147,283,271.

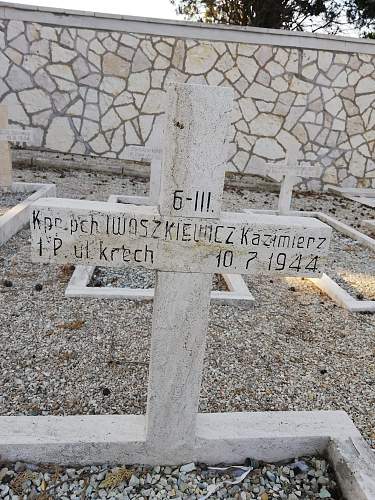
246,145,322,215
0,105,33,189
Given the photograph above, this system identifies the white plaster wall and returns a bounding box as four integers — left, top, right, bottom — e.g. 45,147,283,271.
0,2,374,190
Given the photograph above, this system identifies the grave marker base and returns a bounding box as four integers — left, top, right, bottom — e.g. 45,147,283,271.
0,411,374,498
0,182,56,246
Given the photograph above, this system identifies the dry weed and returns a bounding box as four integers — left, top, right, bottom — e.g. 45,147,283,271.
99,467,133,489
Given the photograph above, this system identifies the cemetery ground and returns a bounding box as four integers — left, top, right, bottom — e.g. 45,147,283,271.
0,165,374,499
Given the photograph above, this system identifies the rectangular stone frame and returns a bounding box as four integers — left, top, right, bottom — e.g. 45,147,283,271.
65,194,255,308
244,208,375,312
0,182,56,246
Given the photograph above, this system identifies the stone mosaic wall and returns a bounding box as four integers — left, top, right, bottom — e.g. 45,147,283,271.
0,18,374,189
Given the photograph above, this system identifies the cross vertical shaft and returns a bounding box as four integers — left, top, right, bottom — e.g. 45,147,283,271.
0,105,12,189
146,271,212,457
145,83,233,458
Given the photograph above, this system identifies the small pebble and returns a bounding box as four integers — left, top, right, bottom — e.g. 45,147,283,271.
179,462,196,473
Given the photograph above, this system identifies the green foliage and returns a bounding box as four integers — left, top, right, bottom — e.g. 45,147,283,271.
171,0,375,35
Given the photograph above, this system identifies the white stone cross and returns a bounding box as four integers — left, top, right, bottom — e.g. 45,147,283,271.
0,105,33,189
30,83,331,462
246,145,322,215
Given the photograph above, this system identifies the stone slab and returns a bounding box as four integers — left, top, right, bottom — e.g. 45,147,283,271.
309,212,375,253
0,182,56,246
30,198,332,277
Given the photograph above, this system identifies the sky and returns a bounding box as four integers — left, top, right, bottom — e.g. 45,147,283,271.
11,0,181,19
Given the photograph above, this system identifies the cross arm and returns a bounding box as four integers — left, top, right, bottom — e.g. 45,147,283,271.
267,163,322,182
123,145,162,162
245,158,322,183
30,197,331,278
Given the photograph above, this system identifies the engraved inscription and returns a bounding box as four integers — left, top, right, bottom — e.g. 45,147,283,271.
30,199,331,278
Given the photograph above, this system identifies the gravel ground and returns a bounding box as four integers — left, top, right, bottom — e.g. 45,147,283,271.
0,191,30,216
0,457,342,499
0,167,374,456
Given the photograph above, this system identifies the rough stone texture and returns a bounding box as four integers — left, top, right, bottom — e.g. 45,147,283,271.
0,18,374,190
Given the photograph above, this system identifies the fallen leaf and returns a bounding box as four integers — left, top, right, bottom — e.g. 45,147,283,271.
57,320,85,330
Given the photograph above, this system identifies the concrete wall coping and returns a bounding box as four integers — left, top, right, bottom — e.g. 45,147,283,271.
1,1,375,55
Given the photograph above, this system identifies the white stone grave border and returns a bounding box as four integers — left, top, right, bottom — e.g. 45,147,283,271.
1,410,374,498
0,182,56,246
243,208,375,312
328,186,375,209
65,194,255,308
